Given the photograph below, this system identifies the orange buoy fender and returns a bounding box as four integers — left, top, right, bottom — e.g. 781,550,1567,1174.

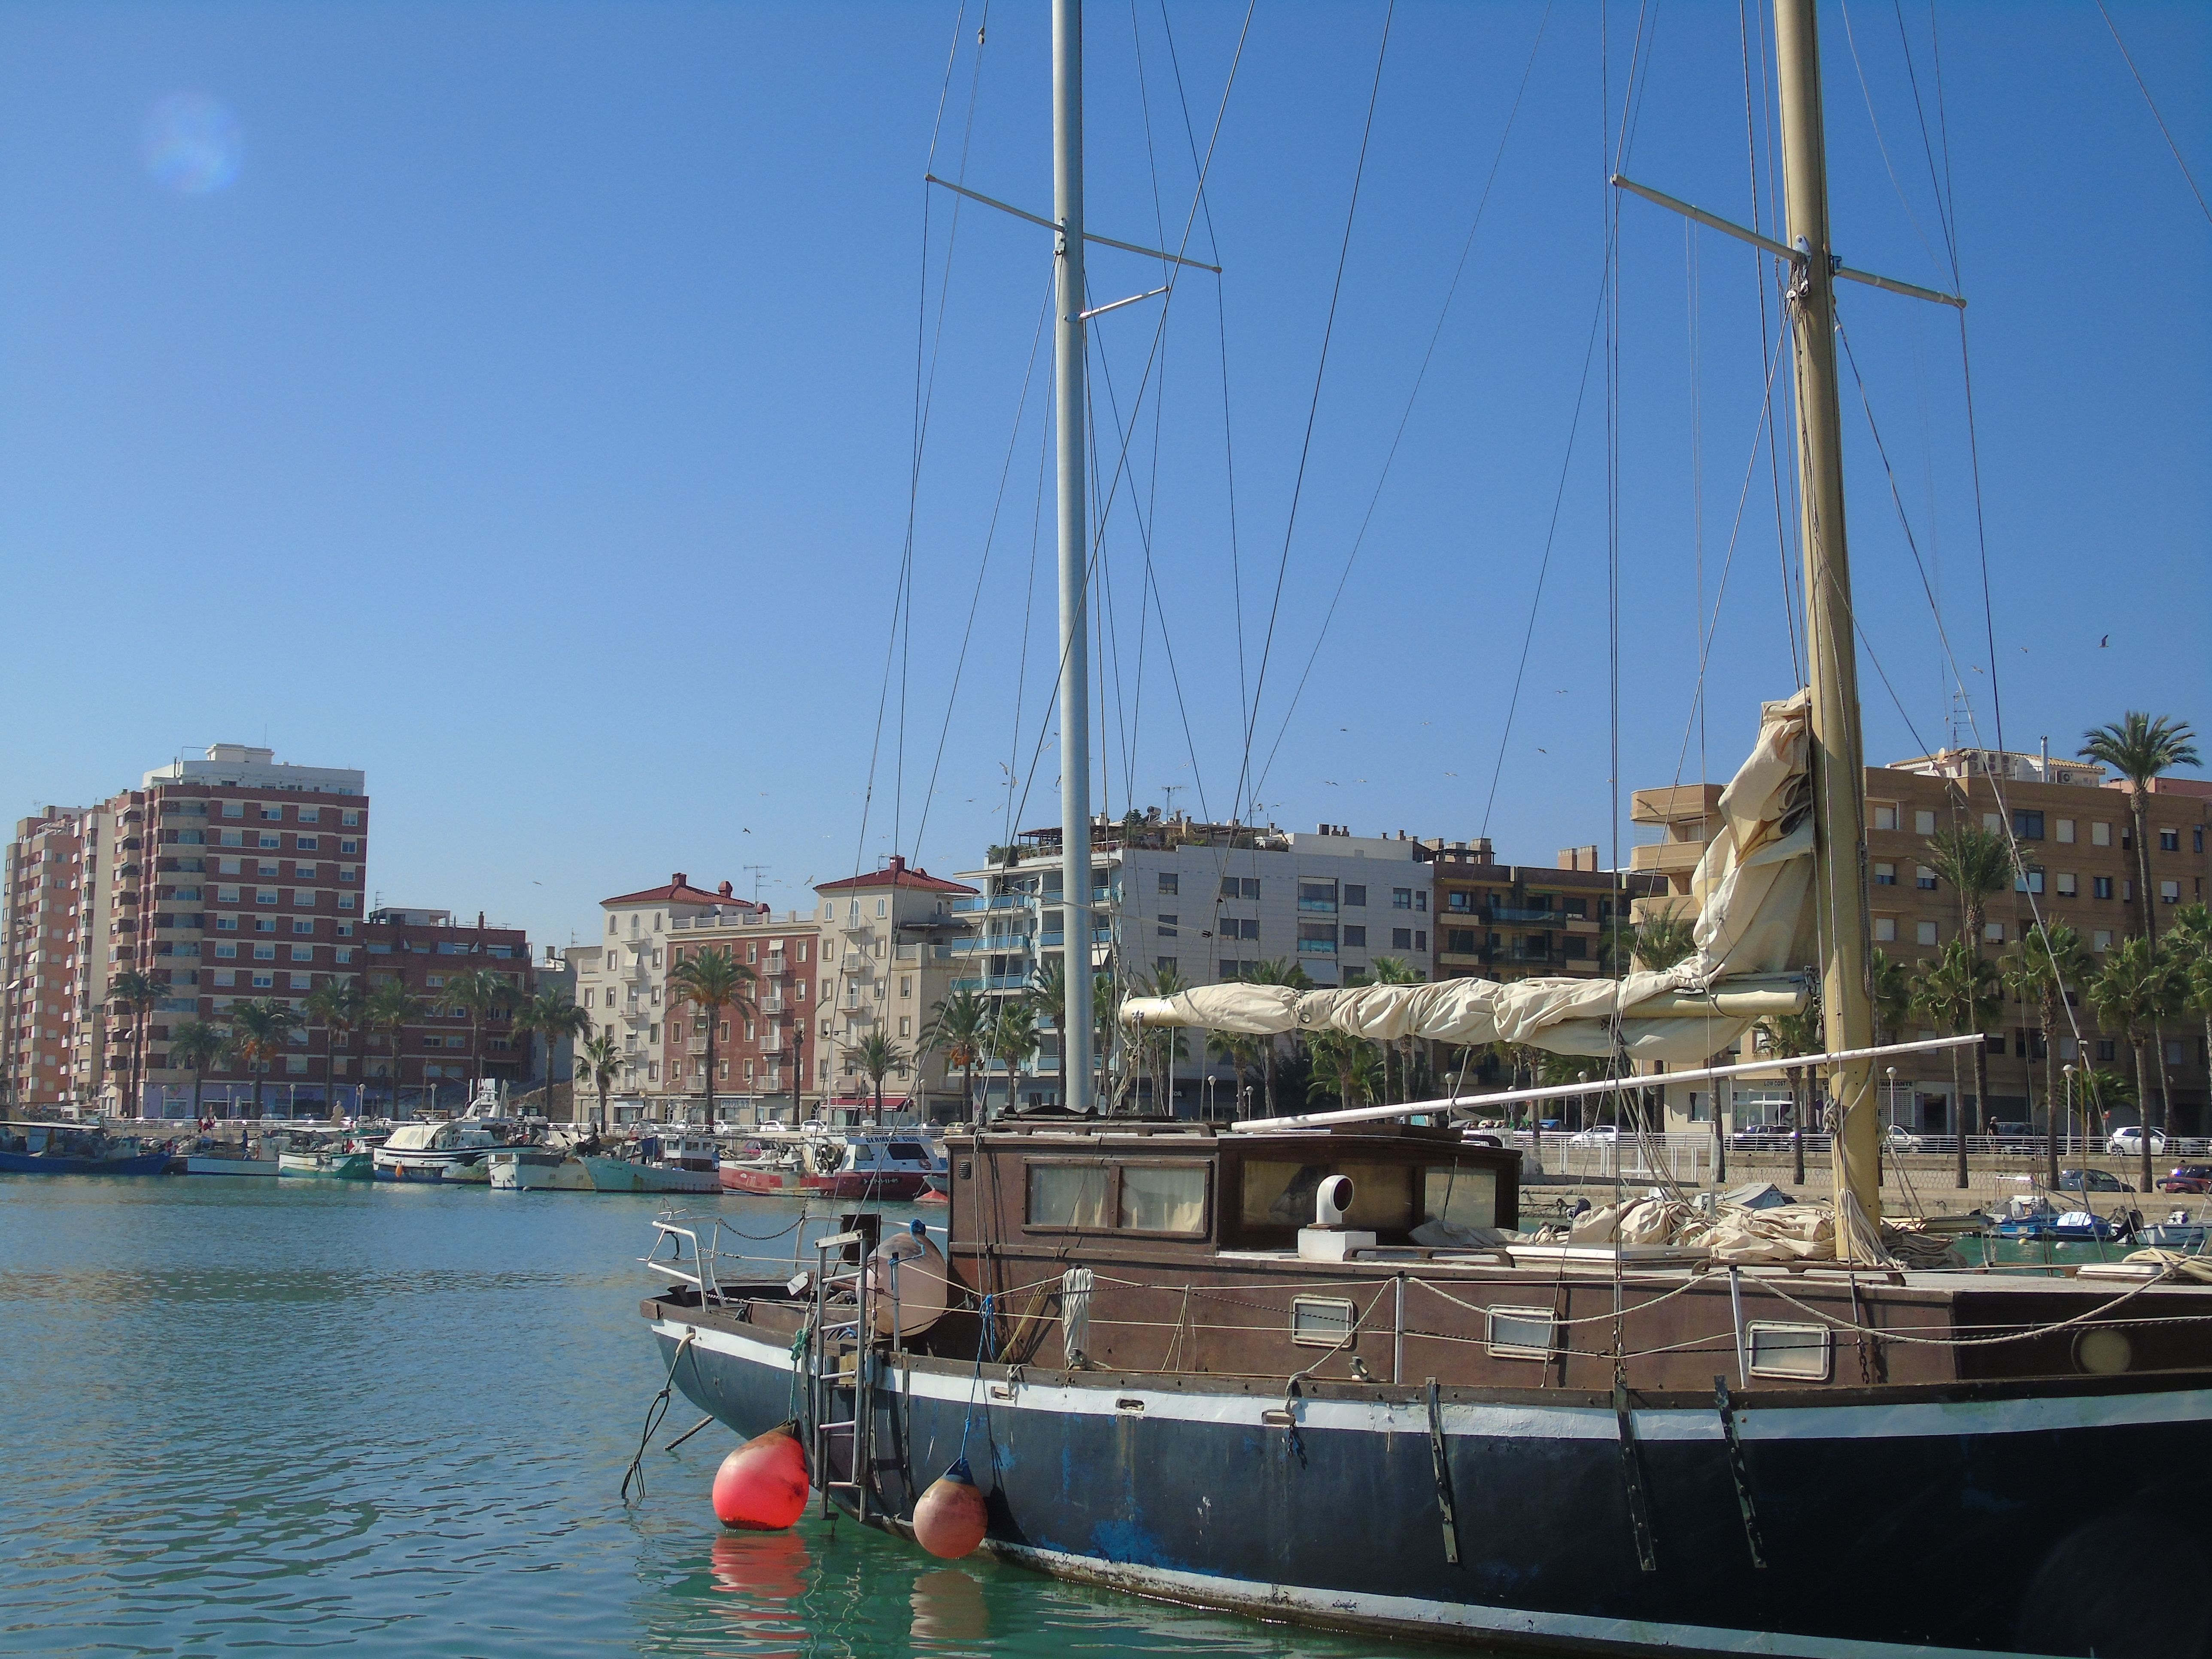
712,1420,810,1531
912,1457,990,1559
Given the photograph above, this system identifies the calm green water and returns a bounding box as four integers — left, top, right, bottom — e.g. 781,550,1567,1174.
0,1178,1462,1657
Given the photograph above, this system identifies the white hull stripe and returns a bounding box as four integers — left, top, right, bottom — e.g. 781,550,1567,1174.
651,1317,2212,1443
981,1540,2074,1659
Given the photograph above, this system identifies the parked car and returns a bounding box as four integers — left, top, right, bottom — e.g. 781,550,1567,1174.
2057,1168,2135,1194
2157,1164,2212,1195
1731,1125,1798,1150
2107,1127,2168,1156
1566,1124,1621,1148
1882,1125,1925,1153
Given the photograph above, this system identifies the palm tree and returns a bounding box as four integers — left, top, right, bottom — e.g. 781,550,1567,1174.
1362,954,1425,1105
513,988,593,1118
365,980,427,1116
843,1028,908,1124
668,945,756,1126
105,969,162,1118
303,977,368,1119
166,1019,231,1124
1022,959,1117,1110
2079,712,2200,944
1606,910,1698,974
985,1000,1040,1119
1240,958,1313,1118
1206,1028,1262,1119
578,1029,624,1132
227,999,304,1120
1869,948,1913,1047
2088,936,2183,1193
1305,1028,1381,1110
1925,824,2016,1136
2005,924,2090,1185
1911,942,2003,1188
2075,1066,2135,1149
441,967,523,1104
922,989,991,1122
1753,1007,1823,1173
1132,963,1189,1113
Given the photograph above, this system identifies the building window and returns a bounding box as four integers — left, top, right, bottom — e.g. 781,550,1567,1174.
1392,887,1413,910
215,942,237,959
1915,866,1938,890
258,835,280,850
1914,810,1936,835
2091,821,2111,847
1915,921,1939,946
341,839,359,855
1872,804,1898,831
254,919,276,934
1392,927,1413,950
1344,925,1367,948
1984,922,2005,944
2162,881,2181,904
2016,868,2045,895
251,973,274,989
2055,818,2076,845
2094,1038,2115,1061
2013,811,2044,840
1981,812,2003,833
335,948,353,964
290,945,312,962
2093,876,2113,900
222,802,245,819
1873,916,1896,942
2160,829,2181,853
1155,914,1179,938
213,968,235,986
2093,930,2113,952
1158,872,1178,895
341,811,359,826
1873,863,1895,886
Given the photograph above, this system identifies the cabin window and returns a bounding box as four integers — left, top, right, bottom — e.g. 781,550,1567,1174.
1422,1164,1499,1230
1027,1162,1112,1229
1747,1322,1832,1381
1486,1306,1556,1360
1291,1297,1358,1349
1118,1164,1207,1233
1241,1160,1413,1231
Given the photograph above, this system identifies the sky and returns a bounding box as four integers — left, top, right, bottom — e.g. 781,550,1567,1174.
0,0,2204,954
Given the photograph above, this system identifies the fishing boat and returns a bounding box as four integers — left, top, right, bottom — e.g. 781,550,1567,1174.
637,6,2212,1654
183,1131,280,1176
0,1121,170,1176
583,1132,721,1195
488,1145,595,1191
372,1117,516,1182
720,1130,944,1200
275,1128,376,1180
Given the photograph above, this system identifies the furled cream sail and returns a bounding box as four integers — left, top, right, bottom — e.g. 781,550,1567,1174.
1120,692,1818,1064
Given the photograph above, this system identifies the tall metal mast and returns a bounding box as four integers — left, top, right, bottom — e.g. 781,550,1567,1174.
1773,0,1879,1236
1052,0,1095,1113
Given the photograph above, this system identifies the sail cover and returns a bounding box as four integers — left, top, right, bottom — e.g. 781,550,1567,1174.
1120,692,1818,1064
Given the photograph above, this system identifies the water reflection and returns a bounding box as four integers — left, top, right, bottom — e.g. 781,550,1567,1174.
910,1565,990,1649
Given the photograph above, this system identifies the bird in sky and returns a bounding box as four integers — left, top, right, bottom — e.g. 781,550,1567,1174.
2100,635,2109,647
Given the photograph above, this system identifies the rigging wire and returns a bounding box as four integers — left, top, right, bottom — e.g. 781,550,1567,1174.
2093,0,2212,226
1246,1,1556,805
1229,0,1396,833
1836,0,1951,283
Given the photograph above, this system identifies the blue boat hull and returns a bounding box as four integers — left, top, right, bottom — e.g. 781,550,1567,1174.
0,1149,171,1176
644,1299,2212,1659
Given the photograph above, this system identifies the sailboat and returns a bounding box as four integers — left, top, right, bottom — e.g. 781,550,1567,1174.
639,6,2212,1653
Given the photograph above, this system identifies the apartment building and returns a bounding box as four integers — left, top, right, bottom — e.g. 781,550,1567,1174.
3,744,371,1116
660,909,827,1125
1634,746,2212,1133
949,814,1446,1112
814,857,976,1119
571,873,766,1115
350,908,537,1116
1431,839,1662,984
3,806,97,1110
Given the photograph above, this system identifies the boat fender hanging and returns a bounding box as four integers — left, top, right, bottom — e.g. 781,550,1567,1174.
711,1419,811,1531
912,1457,989,1559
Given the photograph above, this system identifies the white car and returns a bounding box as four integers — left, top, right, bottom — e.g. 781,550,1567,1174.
2107,1127,2168,1156
1566,1124,1621,1148
1882,1125,1924,1153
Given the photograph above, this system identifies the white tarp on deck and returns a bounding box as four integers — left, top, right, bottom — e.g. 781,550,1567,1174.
1121,692,1818,1064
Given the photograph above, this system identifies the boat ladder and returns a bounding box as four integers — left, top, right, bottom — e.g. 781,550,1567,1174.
805,1223,879,1522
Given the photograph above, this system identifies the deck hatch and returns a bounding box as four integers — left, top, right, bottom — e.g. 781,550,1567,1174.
1747,1321,1833,1381
1486,1305,1558,1360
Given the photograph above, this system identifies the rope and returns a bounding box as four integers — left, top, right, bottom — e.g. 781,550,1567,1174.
2092,0,2212,226
620,1329,695,1504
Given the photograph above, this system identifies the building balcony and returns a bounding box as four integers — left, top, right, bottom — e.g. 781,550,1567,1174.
951,895,1030,914
1296,899,1338,914
1629,840,1704,877
1296,939,1338,956
950,975,1030,994
840,952,874,976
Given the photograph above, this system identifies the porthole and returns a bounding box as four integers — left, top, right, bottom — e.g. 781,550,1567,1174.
2074,1327,2133,1376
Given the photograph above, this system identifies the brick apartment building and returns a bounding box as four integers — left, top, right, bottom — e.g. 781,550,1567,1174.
3,806,95,1109
662,910,828,1124
1431,839,1665,984
356,907,538,1115
1634,747,2212,1134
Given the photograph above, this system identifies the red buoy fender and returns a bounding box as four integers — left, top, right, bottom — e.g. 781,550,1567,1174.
712,1420,811,1531
912,1457,990,1559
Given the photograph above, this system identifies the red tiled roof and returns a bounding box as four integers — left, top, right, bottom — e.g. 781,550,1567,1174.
814,855,976,896
601,872,767,910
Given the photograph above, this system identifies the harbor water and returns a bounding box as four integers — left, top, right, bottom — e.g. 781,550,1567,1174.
0,1177,1469,1656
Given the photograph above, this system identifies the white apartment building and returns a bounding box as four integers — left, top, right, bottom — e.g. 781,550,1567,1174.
813,857,977,1119
572,873,765,1116
951,815,1437,1113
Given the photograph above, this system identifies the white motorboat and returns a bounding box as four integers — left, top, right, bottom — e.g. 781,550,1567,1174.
580,1132,721,1194
488,1146,594,1191
372,1118,514,1182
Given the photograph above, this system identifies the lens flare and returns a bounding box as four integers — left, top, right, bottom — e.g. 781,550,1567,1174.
143,93,242,194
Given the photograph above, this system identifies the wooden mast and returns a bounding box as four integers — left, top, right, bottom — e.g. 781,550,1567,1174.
1772,0,1880,1240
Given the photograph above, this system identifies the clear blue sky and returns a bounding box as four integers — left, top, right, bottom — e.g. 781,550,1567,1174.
1,1,2204,953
